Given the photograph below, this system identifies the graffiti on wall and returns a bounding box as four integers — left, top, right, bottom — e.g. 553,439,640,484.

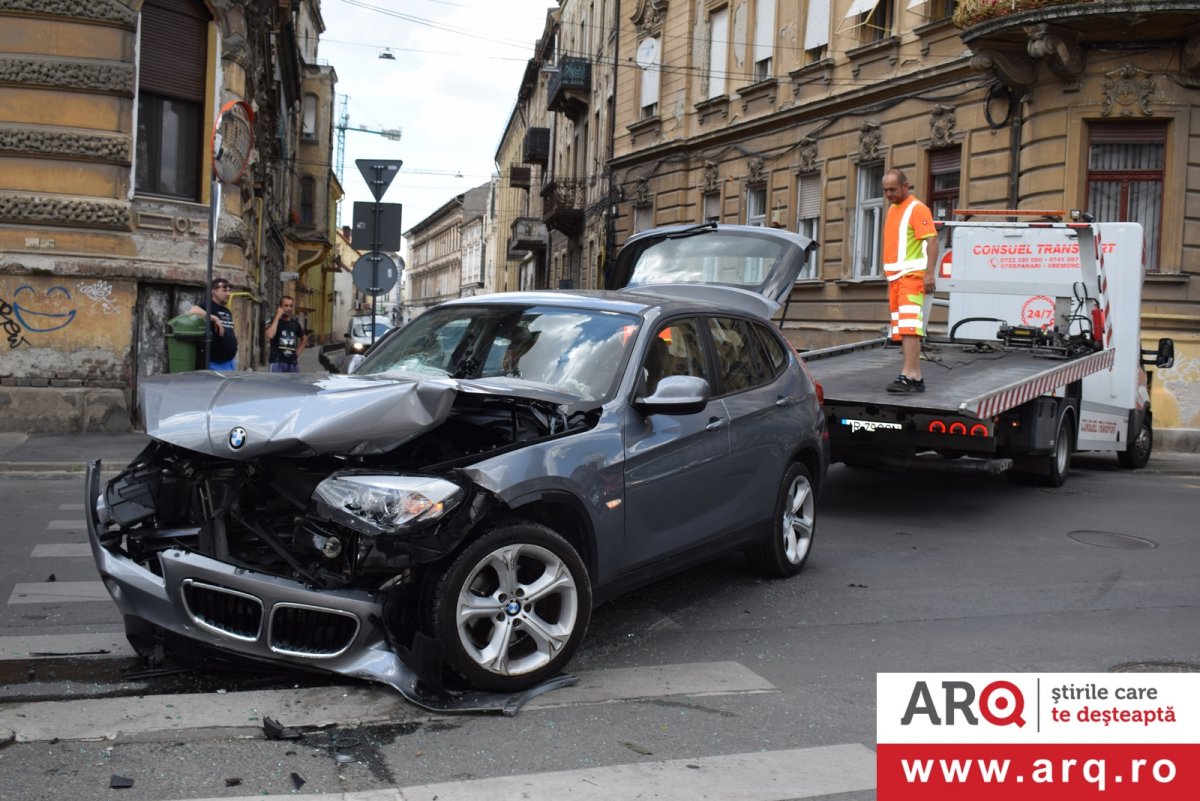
0,276,133,352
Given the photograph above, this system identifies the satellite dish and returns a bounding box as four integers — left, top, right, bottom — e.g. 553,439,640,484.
636,38,659,69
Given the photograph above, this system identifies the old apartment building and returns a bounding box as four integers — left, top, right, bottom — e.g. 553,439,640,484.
0,0,341,432
481,0,1200,430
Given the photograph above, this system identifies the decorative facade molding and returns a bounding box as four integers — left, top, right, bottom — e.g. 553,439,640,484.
0,127,130,163
1185,36,1200,73
219,219,249,248
0,193,130,230
858,121,883,162
1101,64,1155,117
633,179,651,206
746,156,767,186
929,105,958,148
629,0,668,36
0,0,137,28
702,160,719,192
1025,23,1085,87
796,137,819,173
969,46,1038,89
0,57,134,95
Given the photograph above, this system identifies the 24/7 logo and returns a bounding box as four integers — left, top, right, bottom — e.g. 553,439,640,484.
901,680,1026,727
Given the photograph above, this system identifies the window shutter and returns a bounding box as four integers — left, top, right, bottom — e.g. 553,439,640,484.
804,0,830,51
929,148,960,174
703,191,721,222
798,174,820,220
140,0,209,102
639,38,659,110
1088,121,1167,144
754,0,776,66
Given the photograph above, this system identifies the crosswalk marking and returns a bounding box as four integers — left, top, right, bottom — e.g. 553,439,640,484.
7,580,109,604
31,543,90,558
159,744,878,801
0,660,777,743
0,632,133,660
47,519,84,530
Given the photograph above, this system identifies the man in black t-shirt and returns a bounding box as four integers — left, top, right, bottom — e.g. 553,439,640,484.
265,295,307,372
189,279,238,371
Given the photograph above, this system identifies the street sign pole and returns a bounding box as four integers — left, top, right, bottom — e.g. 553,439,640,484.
355,158,403,346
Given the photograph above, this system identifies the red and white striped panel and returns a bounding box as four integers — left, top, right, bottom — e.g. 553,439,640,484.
965,349,1117,419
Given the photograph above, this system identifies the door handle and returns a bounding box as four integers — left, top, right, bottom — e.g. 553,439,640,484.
706,417,728,431
775,396,795,407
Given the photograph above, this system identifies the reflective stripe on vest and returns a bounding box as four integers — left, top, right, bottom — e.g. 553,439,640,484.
884,199,928,282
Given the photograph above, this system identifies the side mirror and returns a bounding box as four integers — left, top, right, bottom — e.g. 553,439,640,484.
1154,337,1174,369
634,375,710,415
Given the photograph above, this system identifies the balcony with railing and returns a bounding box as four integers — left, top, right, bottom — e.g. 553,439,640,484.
523,127,550,166
955,1,1200,88
547,57,592,121
510,217,548,252
540,178,586,235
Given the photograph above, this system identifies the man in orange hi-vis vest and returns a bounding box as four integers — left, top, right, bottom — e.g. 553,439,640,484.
881,168,939,393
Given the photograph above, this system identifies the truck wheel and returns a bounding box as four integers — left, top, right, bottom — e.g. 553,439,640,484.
424,522,591,693
1039,413,1074,487
1117,415,1152,470
746,463,816,578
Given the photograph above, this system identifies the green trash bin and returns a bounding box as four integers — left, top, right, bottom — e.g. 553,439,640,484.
166,313,206,372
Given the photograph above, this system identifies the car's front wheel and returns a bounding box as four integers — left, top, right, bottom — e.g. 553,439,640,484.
425,521,591,693
746,462,816,578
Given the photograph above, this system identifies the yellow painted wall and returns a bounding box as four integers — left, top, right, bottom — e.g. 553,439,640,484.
0,274,134,354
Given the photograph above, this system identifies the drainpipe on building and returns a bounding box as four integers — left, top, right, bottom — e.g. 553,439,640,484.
603,0,621,290
1007,88,1026,211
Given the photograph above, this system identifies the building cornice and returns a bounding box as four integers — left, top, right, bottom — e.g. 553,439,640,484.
0,192,130,230
0,126,130,164
0,56,134,95
0,0,137,29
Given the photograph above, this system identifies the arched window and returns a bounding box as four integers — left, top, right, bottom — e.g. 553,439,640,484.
135,0,211,200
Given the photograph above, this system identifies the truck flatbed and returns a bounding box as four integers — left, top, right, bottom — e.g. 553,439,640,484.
803,337,1115,418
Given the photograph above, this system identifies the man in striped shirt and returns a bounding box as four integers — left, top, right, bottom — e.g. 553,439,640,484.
881,169,939,393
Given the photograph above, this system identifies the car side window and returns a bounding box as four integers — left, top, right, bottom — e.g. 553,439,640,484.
707,317,775,394
753,321,789,376
643,318,707,394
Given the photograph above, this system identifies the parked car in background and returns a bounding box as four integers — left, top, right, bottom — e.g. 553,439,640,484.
346,313,393,349
86,225,826,707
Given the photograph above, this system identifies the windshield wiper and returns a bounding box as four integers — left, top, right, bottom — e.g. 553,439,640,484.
661,221,717,240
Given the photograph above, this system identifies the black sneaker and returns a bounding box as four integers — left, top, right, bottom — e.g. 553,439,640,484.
886,375,925,393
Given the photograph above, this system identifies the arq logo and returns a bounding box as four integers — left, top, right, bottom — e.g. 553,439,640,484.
900,680,1025,727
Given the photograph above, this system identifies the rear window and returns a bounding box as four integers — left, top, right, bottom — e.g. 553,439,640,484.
625,232,785,291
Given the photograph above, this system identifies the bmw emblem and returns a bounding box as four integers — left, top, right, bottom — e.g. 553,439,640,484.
228,427,248,450
504,599,522,616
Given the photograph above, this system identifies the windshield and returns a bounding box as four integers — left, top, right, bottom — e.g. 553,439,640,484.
356,304,640,402
625,232,785,290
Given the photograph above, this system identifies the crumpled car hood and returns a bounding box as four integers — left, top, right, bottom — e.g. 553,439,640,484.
140,371,580,459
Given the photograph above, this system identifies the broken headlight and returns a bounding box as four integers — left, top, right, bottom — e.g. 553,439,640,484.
313,473,464,537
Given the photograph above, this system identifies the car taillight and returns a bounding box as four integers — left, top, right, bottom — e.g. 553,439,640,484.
814,380,824,406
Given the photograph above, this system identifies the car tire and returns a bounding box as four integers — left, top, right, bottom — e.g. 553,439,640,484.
424,521,591,693
1117,414,1152,470
746,462,816,578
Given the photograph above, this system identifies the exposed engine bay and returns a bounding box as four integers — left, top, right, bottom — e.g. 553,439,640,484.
99,392,594,592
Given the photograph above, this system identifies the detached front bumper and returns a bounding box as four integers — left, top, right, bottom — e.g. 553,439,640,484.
85,459,567,714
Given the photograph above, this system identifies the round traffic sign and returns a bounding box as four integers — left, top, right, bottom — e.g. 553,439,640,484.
352,251,398,296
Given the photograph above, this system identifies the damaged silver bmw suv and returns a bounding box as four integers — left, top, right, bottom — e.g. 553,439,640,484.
86,224,828,709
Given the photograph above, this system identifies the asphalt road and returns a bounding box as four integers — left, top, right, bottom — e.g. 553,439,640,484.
0,458,1197,800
